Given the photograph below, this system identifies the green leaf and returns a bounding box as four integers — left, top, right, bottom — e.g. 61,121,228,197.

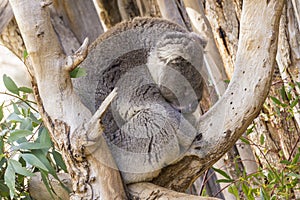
216,179,234,183
0,180,10,197
3,74,19,95
4,160,16,198
21,153,48,171
242,183,249,197
270,96,284,106
38,127,51,146
296,82,300,89
228,185,240,199
240,136,250,145
23,50,28,59
20,117,33,131
8,129,33,142
40,170,56,199
212,167,232,180
52,151,67,172
12,102,21,115
0,137,4,155
279,86,287,101
280,160,291,165
288,172,300,179
0,103,3,121
12,141,51,150
7,112,23,122
291,153,300,165
290,97,299,108
9,159,35,177
260,187,270,200
260,134,265,145
31,150,56,175
70,67,87,78
18,87,33,94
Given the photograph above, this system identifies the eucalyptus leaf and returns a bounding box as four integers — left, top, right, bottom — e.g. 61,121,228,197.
9,159,35,177
52,150,67,172
12,141,51,150
290,97,299,108
31,149,56,176
70,67,87,78
228,185,240,199
0,180,10,197
4,161,16,198
0,136,4,154
212,167,232,180
7,112,22,122
12,102,21,115
3,74,19,95
22,153,48,171
40,170,56,199
20,117,33,131
23,50,28,59
18,87,33,94
8,129,33,142
216,178,234,183
38,127,51,146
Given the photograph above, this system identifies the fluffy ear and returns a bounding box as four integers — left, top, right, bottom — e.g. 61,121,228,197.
150,32,205,67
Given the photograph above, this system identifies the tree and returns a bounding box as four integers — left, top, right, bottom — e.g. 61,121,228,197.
1,0,297,199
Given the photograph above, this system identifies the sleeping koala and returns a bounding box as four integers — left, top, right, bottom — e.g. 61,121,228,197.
73,17,206,183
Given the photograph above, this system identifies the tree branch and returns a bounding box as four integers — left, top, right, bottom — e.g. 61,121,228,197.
9,0,127,199
153,0,285,190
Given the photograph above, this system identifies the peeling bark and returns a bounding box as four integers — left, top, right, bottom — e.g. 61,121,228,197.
204,0,242,77
94,0,122,29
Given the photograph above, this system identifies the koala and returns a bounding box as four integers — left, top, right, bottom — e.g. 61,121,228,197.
73,17,206,183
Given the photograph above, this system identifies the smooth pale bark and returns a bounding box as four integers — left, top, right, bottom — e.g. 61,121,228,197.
181,1,235,198
153,0,284,191
183,0,227,99
191,0,284,180
156,0,190,30
185,0,258,187
0,0,13,34
53,0,103,43
9,0,126,199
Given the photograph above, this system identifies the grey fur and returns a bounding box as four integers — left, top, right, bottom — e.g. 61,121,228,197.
73,18,205,183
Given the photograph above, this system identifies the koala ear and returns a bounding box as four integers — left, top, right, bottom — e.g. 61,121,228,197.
188,32,207,48
153,32,205,66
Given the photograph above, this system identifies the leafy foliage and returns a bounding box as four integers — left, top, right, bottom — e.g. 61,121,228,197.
0,75,67,199
209,82,300,199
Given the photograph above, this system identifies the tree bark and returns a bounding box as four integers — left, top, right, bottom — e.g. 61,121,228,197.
53,0,104,43
94,0,122,29
9,0,127,199
0,0,13,34
153,0,284,192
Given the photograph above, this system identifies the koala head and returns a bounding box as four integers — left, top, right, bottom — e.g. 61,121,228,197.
147,32,206,113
